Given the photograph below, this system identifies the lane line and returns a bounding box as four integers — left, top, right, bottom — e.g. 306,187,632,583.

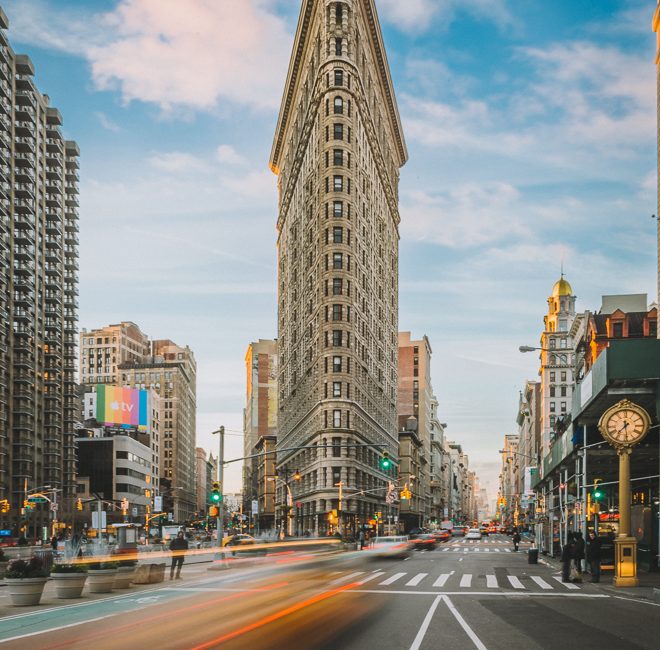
433,574,450,588
553,576,580,590
531,576,552,590
507,576,525,590
380,572,406,586
485,575,498,588
353,589,609,598
442,596,488,650
409,596,442,650
0,615,115,644
406,573,428,587
460,574,472,588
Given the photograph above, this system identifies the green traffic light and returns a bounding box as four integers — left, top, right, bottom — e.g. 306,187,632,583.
210,492,221,503
379,457,391,470
594,490,602,500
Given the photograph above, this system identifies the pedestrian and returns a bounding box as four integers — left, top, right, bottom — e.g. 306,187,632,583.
512,528,521,552
50,535,58,551
561,532,575,582
586,531,601,583
359,529,365,550
169,531,188,580
573,531,585,578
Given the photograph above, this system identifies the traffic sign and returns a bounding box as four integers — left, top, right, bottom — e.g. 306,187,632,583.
28,497,47,503
50,502,58,512
251,500,258,515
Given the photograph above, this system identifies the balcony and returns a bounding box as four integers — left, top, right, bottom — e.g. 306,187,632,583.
14,136,35,153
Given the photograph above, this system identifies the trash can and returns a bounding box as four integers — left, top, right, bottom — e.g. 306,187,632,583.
33,548,54,571
528,548,539,564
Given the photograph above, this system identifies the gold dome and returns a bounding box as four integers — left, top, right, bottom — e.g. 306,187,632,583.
552,276,572,297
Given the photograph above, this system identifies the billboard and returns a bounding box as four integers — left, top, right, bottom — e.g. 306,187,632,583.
96,385,148,431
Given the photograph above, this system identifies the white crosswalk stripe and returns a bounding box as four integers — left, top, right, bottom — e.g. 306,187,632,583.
406,573,428,587
553,576,580,590
433,574,450,587
531,576,553,590
336,570,578,592
358,572,385,584
379,572,406,586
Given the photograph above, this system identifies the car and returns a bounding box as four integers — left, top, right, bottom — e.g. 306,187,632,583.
479,526,489,536
431,530,451,543
411,534,437,551
366,536,411,558
499,526,506,534
451,527,465,537
221,533,256,548
465,528,482,540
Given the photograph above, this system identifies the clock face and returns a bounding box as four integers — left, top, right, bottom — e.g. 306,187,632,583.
599,400,650,447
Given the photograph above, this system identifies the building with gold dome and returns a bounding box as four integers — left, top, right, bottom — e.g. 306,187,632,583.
539,275,580,458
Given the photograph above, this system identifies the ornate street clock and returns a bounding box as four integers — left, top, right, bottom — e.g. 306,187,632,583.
598,399,651,449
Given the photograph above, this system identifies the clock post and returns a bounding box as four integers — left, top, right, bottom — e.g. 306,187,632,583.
597,399,652,588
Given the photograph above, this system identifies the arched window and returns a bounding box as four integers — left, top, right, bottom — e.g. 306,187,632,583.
334,96,343,114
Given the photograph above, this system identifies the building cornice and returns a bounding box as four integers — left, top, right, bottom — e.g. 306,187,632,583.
269,0,407,175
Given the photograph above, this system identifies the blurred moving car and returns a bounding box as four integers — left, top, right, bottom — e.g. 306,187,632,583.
451,527,465,537
411,534,437,551
431,530,451,543
222,533,256,548
479,525,489,536
366,536,411,558
465,528,482,540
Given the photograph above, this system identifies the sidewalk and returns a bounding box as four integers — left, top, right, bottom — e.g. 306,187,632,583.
538,552,660,601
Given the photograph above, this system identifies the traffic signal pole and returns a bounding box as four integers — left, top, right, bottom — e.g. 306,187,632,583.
212,426,225,547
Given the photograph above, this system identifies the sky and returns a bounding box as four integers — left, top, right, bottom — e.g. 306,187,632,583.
3,0,657,499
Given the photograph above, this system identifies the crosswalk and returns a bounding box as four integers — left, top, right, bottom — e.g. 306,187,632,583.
448,539,528,545
331,570,583,593
441,546,515,553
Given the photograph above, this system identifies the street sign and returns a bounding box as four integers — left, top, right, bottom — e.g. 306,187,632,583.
28,497,47,503
92,511,107,529
251,500,258,515
50,502,58,512
131,507,138,517
295,501,303,508
154,496,163,512
168,512,174,522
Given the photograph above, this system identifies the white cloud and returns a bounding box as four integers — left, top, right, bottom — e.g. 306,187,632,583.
216,144,247,166
94,111,122,133
401,182,528,247
148,151,209,173
378,0,515,33
4,0,292,113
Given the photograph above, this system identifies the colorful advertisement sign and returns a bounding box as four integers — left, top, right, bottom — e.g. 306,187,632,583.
96,385,148,431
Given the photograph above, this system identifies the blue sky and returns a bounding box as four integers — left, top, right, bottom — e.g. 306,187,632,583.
4,0,656,497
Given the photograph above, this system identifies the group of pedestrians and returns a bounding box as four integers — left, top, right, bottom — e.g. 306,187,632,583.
561,530,601,583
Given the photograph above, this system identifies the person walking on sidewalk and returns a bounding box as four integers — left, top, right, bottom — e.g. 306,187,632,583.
586,531,601,583
359,529,365,550
512,527,521,552
573,531,585,579
169,531,189,580
561,532,575,582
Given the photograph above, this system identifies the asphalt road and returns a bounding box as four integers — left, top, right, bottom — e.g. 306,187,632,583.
0,535,658,649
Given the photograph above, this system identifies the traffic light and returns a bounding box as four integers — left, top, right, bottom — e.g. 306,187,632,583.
0,499,9,513
209,506,219,517
379,451,392,471
210,481,222,504
76,498,83,511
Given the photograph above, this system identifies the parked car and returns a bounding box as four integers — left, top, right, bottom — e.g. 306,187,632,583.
465,528,482,540
411,534,437,551
366,536,412,559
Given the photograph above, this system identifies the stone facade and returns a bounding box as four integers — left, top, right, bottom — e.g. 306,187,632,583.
270,0,407,535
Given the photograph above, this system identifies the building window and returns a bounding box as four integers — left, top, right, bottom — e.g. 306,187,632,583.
560,371,566,381
333,278,343,295
550,402,556,413
332,330,343,346
560,402,567,412
333,356,342,372
550,387,555,397
333,123,343,140
612,322,623,338
333,149,343,166
334,69,343,86
333,175,343,192
560,386,567,397
332,304,342,321
549,338,556,349
333,226,343,243
333,201,343,218
334,96,343,114
335,37,342,56
333,410,342,428
550,372,556,382
333,253,343,269
333,382,341,397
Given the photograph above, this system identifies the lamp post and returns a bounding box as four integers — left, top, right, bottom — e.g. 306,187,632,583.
211,426,225,546
272,467,300,538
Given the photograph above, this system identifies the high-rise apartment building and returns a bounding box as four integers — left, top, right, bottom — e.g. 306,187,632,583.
243,339,278,531
270,0,407,535
0,8,80,534
195,447,217,516
119,339,197,522
79,322,150,385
